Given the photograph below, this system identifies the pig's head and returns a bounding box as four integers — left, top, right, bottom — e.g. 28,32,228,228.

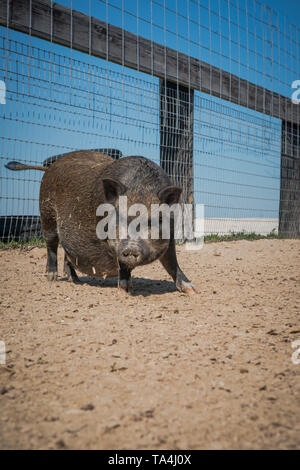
101,177,182,270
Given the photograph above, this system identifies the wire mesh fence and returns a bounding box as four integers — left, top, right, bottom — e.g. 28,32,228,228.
0,0,299,242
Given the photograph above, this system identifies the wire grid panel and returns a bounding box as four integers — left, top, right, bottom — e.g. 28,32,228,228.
194,92,281,235
0,0,299,241
0,28,160,240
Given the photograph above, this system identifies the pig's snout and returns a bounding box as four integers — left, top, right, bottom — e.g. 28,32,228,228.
122,246,140,260
118,243,142,267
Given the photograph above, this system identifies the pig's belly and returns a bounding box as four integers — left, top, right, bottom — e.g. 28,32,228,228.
64,242,119,278
78,261,118,278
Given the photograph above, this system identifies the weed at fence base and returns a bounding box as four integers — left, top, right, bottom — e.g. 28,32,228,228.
0,230,288,250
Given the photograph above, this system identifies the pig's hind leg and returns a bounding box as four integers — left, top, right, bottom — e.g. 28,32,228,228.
63,252,82,284
42,217,59,282
159,238,198,295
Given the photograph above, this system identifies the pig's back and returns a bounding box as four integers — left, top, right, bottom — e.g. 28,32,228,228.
41,150,113,192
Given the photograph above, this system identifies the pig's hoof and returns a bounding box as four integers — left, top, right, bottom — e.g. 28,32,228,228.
47,272,58,281
177,280,199,295
119,278,132,294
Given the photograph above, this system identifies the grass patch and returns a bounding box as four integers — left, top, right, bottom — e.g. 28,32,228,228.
0,230,288,250
203,230,286,243
0,237,46,250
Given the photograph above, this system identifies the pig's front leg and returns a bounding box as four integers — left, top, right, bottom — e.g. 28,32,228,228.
118,263,133,293
159,238,199,295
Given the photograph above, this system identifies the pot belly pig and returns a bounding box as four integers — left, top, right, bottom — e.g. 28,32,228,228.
6,151,198,294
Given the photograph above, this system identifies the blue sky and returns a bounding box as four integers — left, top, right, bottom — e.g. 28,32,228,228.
0,1,299,220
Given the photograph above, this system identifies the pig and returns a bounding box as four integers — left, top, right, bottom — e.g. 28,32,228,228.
5,150,198,294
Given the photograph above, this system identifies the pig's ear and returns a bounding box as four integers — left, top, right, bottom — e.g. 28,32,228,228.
102,178,127,203
158,186,182,205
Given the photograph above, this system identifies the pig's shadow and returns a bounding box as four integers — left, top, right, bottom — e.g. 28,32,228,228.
60,275,176,296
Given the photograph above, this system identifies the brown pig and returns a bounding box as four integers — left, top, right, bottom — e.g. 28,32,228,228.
6,151,198,294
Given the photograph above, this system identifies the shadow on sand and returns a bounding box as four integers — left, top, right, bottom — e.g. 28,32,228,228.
59,275,177,297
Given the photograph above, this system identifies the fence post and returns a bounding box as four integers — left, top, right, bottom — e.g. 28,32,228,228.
279,121,300,238
159,80,194,207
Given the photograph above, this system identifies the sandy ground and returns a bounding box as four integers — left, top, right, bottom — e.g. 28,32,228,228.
0,239,299,450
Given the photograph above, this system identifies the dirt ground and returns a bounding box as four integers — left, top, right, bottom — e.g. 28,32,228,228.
0,239,299,450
